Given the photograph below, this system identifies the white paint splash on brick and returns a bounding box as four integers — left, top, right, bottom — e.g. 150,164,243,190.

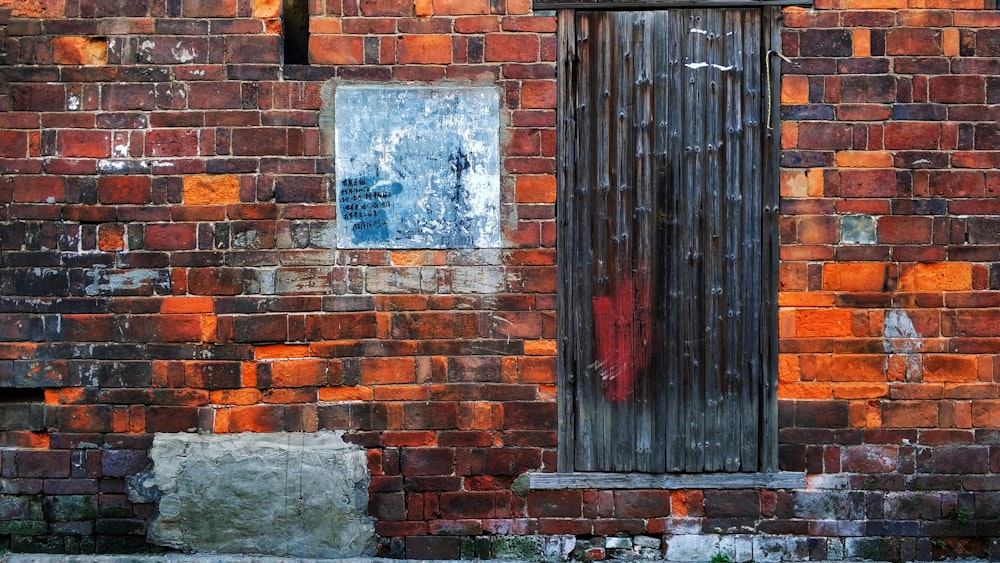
170,41,197,63
883,309,923,381
67,94,81,111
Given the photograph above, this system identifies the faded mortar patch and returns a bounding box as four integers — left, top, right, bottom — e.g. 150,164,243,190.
127,432,375,558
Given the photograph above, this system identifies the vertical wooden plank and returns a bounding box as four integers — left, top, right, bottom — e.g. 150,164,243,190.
720,9,745,473
739,7,763,472
556,8,578,472
631,12,657,473
759,5,782,473
575,11,600,472
664,9,689,473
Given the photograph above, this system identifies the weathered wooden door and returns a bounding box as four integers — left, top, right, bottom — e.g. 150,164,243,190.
556,8,780,473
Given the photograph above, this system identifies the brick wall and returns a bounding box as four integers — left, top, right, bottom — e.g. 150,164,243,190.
0,0,998,560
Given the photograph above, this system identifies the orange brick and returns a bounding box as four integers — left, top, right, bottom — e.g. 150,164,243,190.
822,263,892,292
252,0,280,17
97,223,125,251
849,399,882,427
374,385,429,401
52,36,107,65
228,405,284,432
433,0,490,13
519,356,556,383
3,0,66,18
781,75,809,104
212,408,229,432
515,175,556,203
268,359,328,387
971,400,1000,426
829,355,887,382
942,28,960,56
832,383,889,399
506,0,532,13
161,296,214,314
201,314,217,343
210,389,261,405
242,361,257,387
415,0,433,16
777,382,832,399
779,292,837,307
524,340,557,356
458,401,494,429
851,29,871,56
361,357,416,385
318,387,374,401
397,35,453,64
898,262,973,291
254,344,309,359
795,309,854,337
309,17,343,33
781,121,798,150
778,354,800,383
924,0,986,8
780,169,808,198
923,354,979,383
390,250,446,266
309,35,364,64
835,151,893,168
183,174,240,205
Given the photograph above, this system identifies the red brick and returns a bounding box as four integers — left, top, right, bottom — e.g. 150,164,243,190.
182,0,236,17
886,28,942,56
0,131,29,158
485,34,538,62
398,35,453,64
930,171,985,197
361,357,416,385
98,176,151,204
12,176,65,203
309,35,365,65
884,122,941,150
145,223,197,250
360,0,413,15
145,129,200,157
57,129,111,158
929,76,986,104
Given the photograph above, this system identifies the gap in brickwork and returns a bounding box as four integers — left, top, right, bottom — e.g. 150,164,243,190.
282,0,309,65
0,388,44,403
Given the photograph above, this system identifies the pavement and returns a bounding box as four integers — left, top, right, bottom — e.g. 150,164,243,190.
3,554,996,563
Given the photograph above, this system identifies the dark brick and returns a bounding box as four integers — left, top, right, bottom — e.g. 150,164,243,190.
144,406,199,433
526,490,583,518
406,536,462,560
704,490,760,518
797,29,852,57
795,400,849,428
932,446,990,474
17,450,71,479
401,448,455,476
614,489,672,518
502,401,556,430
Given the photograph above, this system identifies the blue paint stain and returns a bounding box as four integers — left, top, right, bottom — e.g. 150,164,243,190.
338,175,403,245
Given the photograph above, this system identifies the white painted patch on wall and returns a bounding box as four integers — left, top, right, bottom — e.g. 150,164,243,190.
171,41,197,63
685,62,735,71
67,94,81,111
883,309,923,381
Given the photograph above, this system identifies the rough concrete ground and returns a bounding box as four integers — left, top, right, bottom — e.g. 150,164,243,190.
8,555,992,563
